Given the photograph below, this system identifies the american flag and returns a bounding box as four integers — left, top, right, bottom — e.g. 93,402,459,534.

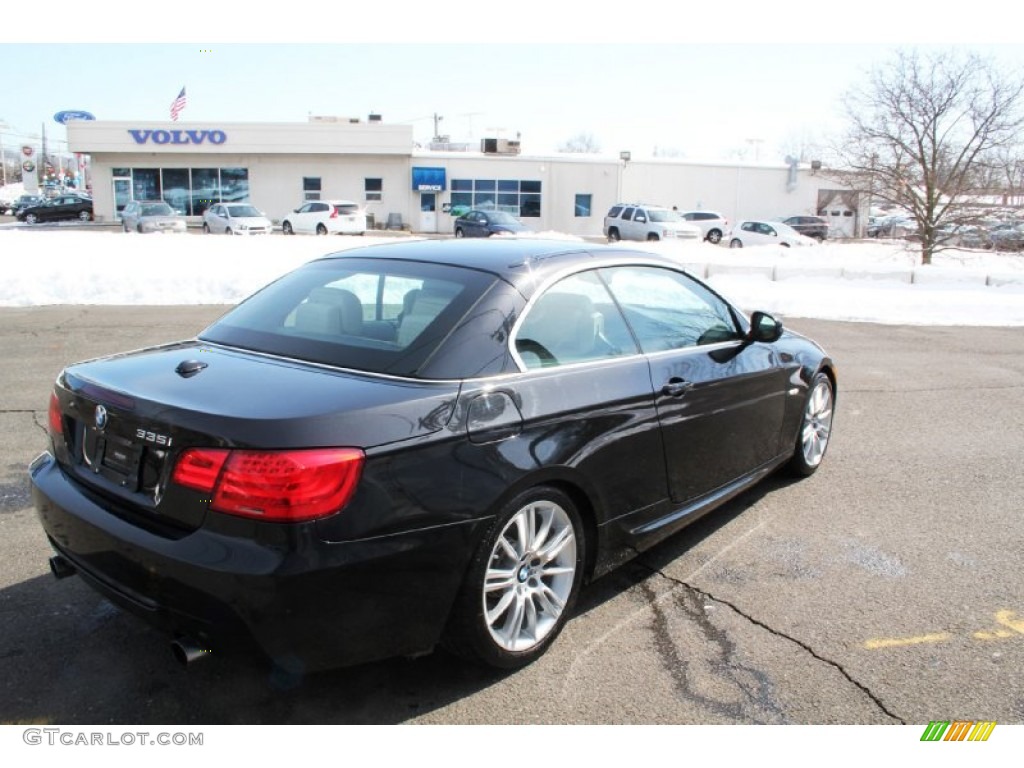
170,87,187,122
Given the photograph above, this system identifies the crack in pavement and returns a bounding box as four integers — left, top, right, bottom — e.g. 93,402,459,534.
0,410,48,438
634,558,906,724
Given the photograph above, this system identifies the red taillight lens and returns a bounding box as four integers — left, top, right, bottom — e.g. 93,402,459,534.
172,448,230,492
48,392,63,436
329,206,338,219
173,448,364,522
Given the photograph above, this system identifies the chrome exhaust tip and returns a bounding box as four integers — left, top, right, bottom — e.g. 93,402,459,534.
49,555,76,580
170,637,212,667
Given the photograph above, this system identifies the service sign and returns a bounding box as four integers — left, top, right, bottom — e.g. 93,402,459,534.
54,110,96,125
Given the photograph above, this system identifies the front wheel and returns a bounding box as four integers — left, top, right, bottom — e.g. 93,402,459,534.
78,210,91,222
788,371,835,477
445,486,585,669
454,228,465,238
647,233,660,241
25,213,38,224
282,221,293,235
729,238,743,248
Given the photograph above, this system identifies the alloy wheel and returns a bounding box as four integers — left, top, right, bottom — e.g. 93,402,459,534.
801,378,834,468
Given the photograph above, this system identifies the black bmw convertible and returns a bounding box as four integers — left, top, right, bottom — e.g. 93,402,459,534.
31,238,836,672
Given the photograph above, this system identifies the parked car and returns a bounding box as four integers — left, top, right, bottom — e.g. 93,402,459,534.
728,220,818,248
120,201,187,234
281,200,366,235
677,210,729,244
16,194,93,224
934,223,992,250
453,209,530,238
872,215,918,239
781,215,829,242
990,223,1024,252
8,194,46,217
30,238,836,672
203,202,273,235
604,204,702,242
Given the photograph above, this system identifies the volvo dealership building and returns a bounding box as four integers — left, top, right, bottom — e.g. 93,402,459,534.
67,117,860,238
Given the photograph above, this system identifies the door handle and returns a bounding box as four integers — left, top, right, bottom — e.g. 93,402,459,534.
661,377,694,397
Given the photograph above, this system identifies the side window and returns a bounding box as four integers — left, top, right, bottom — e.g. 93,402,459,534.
742,222,755,232
621,207,635,221
607,205,623,219
634,208,648,223
601,266,741,351
515,271,637,369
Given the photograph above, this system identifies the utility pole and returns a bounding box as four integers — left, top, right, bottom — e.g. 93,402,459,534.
432,113,444,142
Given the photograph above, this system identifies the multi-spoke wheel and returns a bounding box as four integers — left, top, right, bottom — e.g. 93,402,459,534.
706,229,722,244
446,486,585,668
789,371,835,476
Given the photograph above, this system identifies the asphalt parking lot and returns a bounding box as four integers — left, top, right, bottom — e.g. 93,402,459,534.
1,307,1022,725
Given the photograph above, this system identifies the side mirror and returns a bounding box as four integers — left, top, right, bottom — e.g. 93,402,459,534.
748,311,783,343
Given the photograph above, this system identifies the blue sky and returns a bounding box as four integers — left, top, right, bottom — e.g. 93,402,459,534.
2,4,1021,163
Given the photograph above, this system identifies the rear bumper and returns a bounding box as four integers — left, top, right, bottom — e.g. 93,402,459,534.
30,451,484,671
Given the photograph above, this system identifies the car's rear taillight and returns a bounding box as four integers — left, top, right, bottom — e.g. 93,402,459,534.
329,206,338,219
48,392,63,437
172,447,364,522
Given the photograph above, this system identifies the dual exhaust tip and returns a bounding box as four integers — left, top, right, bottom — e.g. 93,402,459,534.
48,554,211,667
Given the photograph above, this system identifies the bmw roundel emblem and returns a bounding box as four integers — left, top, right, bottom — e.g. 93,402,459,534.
95,405,108,430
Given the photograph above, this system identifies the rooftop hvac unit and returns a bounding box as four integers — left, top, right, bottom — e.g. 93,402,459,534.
481,138,522,155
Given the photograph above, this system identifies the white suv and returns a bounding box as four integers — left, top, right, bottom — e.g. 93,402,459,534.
677,210,729,244
282,200,367,235
603,204,701,242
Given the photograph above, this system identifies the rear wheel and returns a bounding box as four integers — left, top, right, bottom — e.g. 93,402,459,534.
455,228,465,238
788,371,835,477
606,228,620,242
445,486,585,669
202,222,210,234
78,210,91,222
812,234,824,243
316,223,328,235
25,213,38,224
729,238,743,248
224,226,233,234
707,229,722,244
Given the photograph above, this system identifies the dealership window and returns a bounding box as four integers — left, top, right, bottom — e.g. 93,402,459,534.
365,178,383,202
450,178,542,217
117,167,250,216
575,194,592,217
303,177,322,201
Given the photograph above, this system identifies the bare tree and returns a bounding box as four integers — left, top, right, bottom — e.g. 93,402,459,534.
557,132,601,154
834,49,1024,264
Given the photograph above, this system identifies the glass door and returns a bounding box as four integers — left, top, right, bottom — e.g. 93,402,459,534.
113,177,132,219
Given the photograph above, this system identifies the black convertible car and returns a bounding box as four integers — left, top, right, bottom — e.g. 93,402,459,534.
31,239,836,672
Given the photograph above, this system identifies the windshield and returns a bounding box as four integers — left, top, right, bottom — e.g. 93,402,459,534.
227,205,262,218
488,211,520,225
648,210,682,223
141,203,175,216
200,257,497,378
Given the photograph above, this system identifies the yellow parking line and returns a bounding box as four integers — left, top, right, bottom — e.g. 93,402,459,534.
864,632,951,649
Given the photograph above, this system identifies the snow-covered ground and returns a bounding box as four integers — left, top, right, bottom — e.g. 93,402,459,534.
1,228,1023,326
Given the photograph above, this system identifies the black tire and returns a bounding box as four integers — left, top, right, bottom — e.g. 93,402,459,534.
787,371,835,477
78,210,91,222
123,222,130,233
607,228,620,242
282,221,293,235
812,234,825,243
25,213,38,224
316,223,328,235
445,486,585,669
224,226,233,234
729,238,743,248
781,243,791,248
455,228,465,238
202,223,210,234
706,229,722,244
137,224,144,233
647,233,660,241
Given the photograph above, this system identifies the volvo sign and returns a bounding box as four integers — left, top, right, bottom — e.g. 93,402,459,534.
54,110,96,125
128,129,226,145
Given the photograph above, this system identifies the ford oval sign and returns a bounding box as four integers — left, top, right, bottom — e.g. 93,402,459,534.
54,110,96,125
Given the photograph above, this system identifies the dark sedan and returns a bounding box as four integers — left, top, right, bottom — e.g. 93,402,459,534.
16,193,93,224
30,239,836,673
453,209,530,238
